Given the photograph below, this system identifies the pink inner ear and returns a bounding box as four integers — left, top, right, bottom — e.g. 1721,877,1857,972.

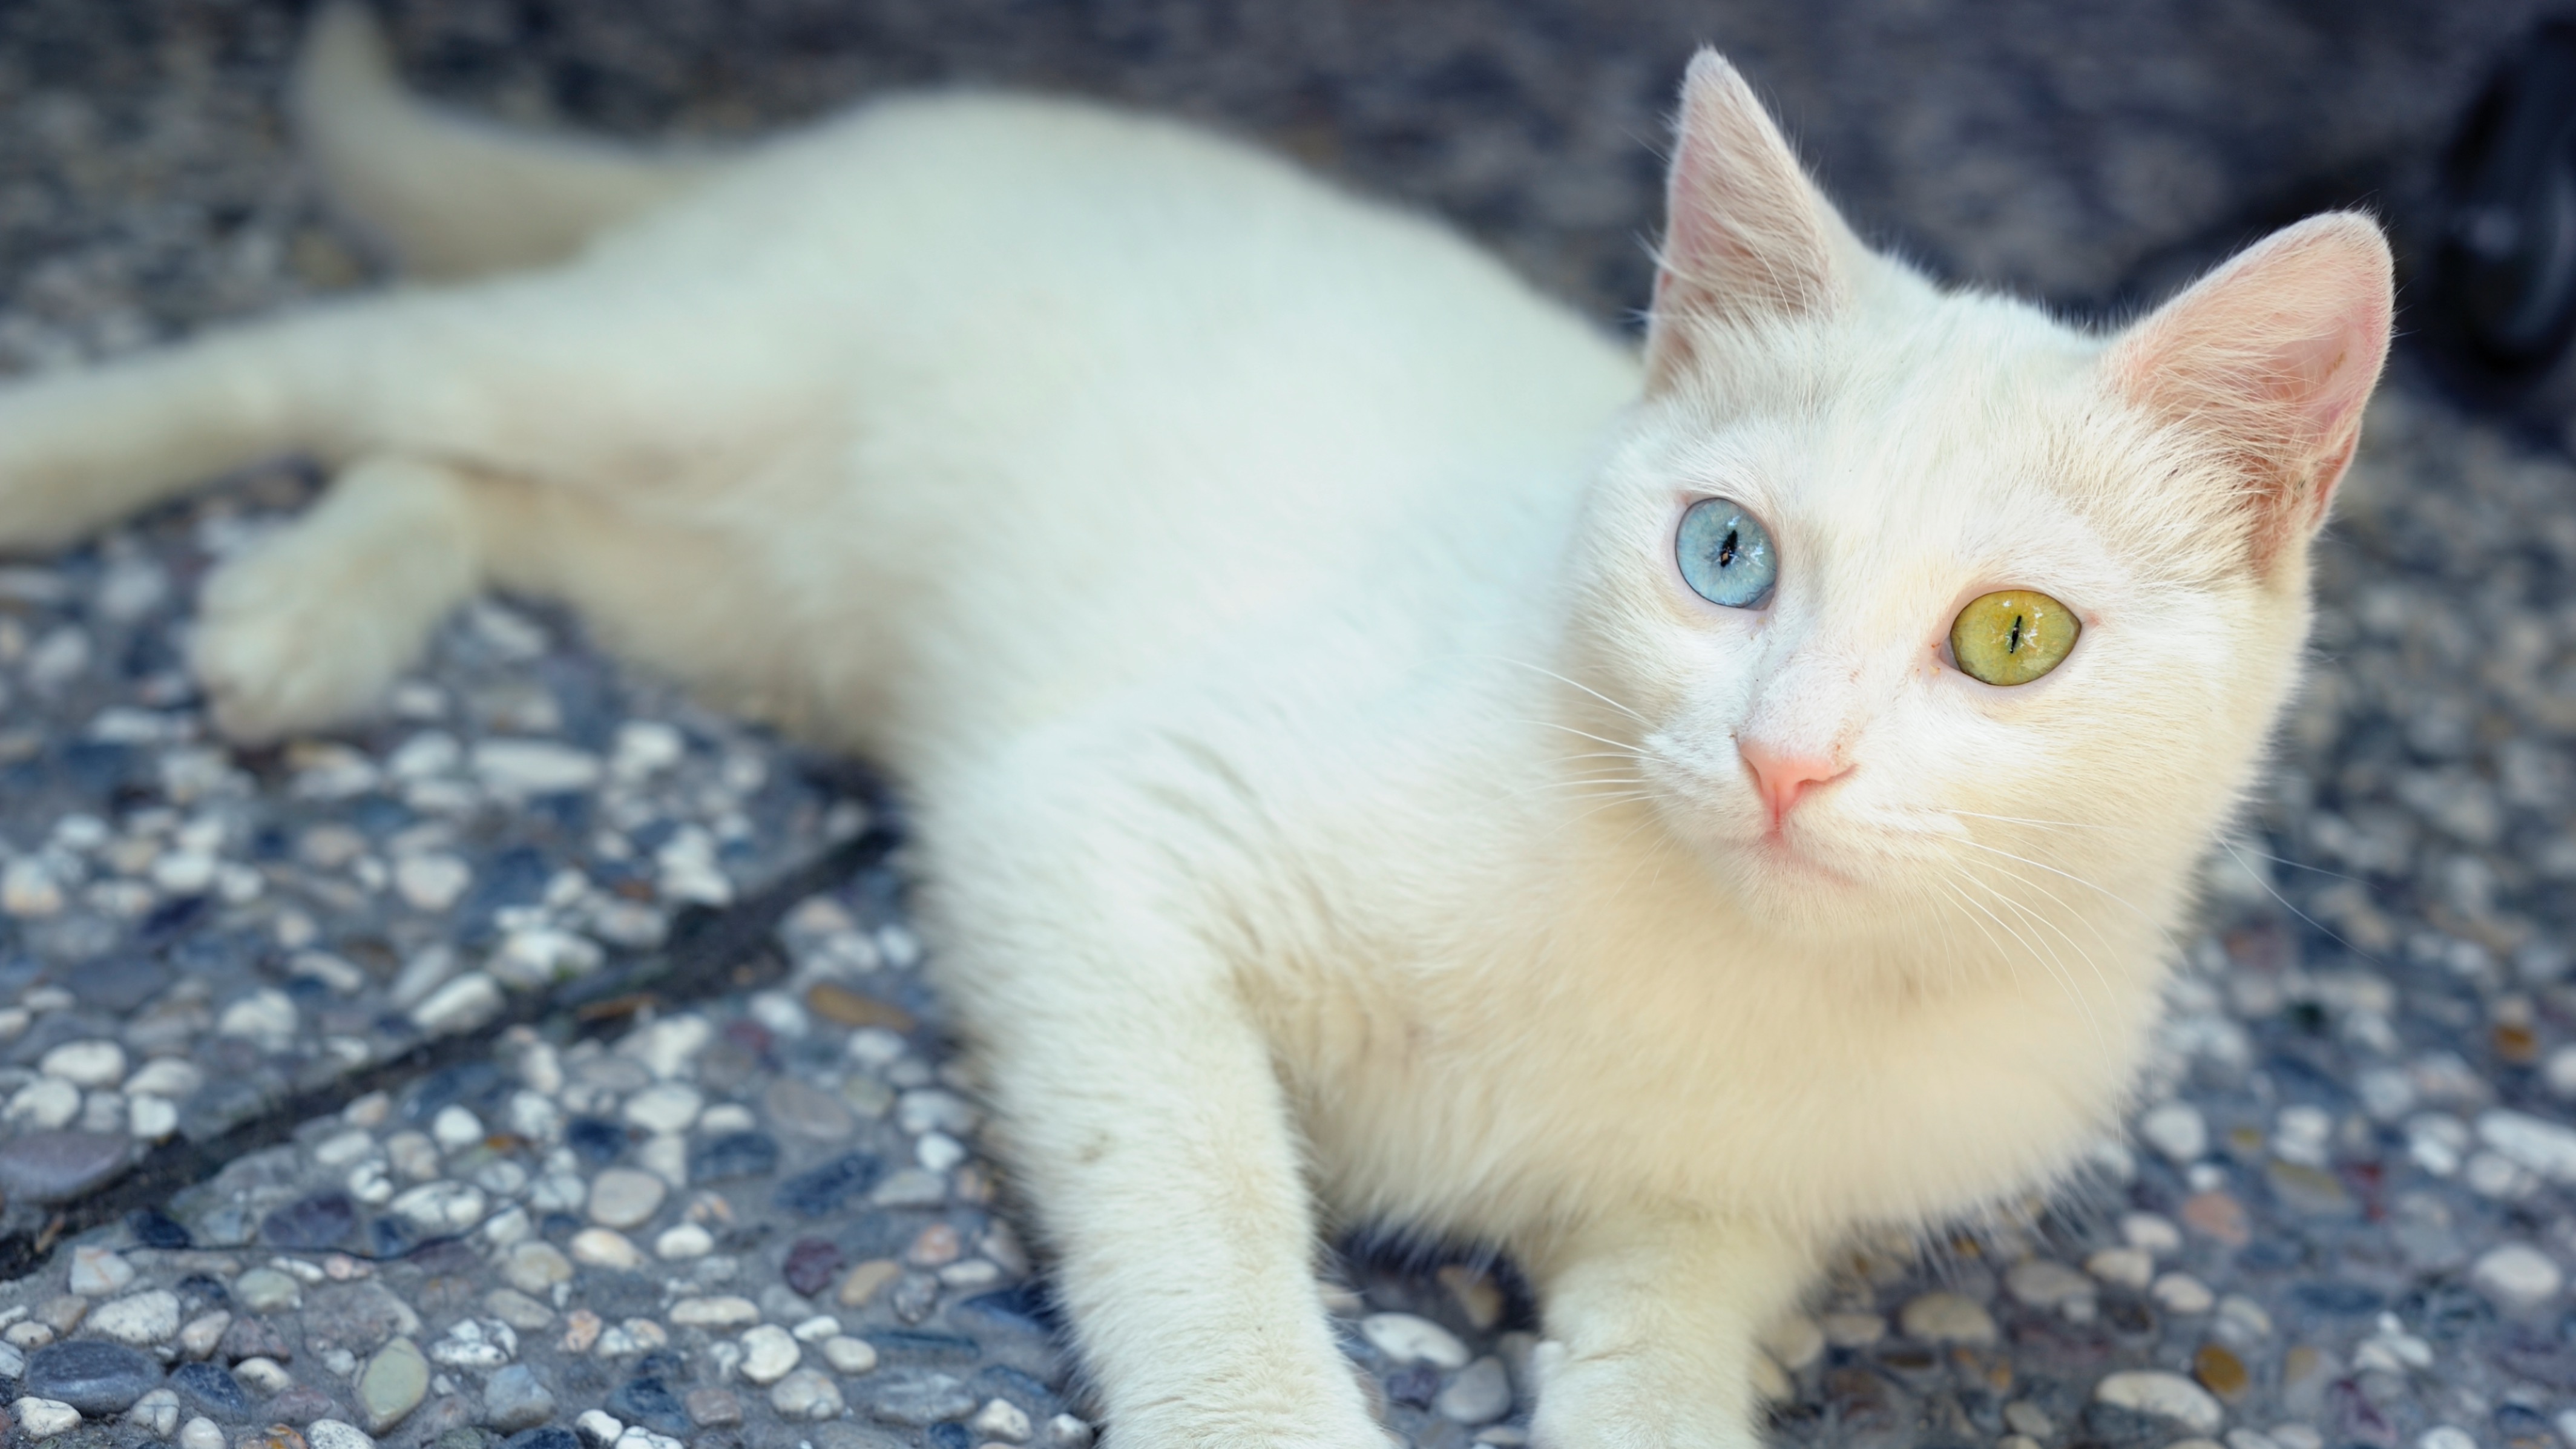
1644,52,1850,387
2109,213,2393,564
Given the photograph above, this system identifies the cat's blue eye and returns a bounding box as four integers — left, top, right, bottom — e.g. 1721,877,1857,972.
1675,497,1778,608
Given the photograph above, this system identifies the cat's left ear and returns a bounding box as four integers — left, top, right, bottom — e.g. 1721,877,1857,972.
1645,51,1865,392
2106,212,2394,572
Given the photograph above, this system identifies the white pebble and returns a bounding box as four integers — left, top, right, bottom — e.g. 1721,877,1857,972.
87,1289,180,1346
70,1244,137,1295
821,1336,877,1375
1359,1312,1469,1370
2120,1212,2183,1257
389,1181,488,1232
2476,1109,2576,1184
235,1356,294,1392
180,1418,226,1449
2086,1247,2154,1290
473,740,603,797
179,1311,232,1359
412,973,504,1036
622,1083,703,1135
432,1106,484,1149
789,1316,841,1342
215,988,298,1048
571,1229,646,1270
2545,1046,2576,1099
2006,1259,2095,1309
2468,1243,2564,1313
2138,1101,2209,1163
1435,1356,1513,1424
970,1399,1034,1442
18,1398,81,1438
7,1078,80,1130
305,1420,377,1449
668,1297,760,1329
2094,1371,2222,1434
766,1367,841,1421
124,1059,200,1101
2152,1273,2216,1314
574,1411,625,1448
394,854,472,912
41,1040,125,1088
738,1324,800,1385
126,1387,180,1437
654,1224,714,1261
2418,1430,2477,1449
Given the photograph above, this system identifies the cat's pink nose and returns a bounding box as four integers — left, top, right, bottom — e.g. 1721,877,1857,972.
1736,737,1850,829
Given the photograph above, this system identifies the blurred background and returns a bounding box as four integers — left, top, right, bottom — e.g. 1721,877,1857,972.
3,0,2574,387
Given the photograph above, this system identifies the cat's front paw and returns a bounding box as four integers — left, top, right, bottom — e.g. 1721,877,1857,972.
1526,1341,1758,1449
190,529,444,742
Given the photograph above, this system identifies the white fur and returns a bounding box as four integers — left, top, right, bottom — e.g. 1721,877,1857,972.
0,19,2392,1447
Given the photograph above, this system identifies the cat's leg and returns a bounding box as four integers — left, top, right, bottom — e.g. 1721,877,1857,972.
925,789,1389,1449
1521,1214,1818,1449
192,453,486,741
0,277,803,551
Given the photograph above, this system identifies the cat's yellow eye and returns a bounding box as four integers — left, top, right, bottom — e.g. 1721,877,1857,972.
1949,590,2079,686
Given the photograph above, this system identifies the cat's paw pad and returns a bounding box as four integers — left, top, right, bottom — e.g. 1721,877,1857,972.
190,544,410,743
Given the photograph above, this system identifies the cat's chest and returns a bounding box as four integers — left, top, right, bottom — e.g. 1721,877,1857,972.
1294,938,2159,1237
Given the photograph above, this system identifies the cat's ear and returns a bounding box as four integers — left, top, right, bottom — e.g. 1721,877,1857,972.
2106,212,2394,571
1645,51,1862,391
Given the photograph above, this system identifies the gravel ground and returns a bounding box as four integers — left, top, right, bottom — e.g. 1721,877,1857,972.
1,5,2573,1449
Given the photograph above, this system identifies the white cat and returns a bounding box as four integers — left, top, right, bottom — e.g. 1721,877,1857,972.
0,11,2390,1445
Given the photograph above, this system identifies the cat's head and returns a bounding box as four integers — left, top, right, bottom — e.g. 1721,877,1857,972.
1565,53,2391,950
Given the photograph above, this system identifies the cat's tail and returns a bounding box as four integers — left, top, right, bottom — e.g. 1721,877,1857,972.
294,5,724,280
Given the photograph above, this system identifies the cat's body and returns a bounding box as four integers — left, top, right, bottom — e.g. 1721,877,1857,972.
0,12,2391,1446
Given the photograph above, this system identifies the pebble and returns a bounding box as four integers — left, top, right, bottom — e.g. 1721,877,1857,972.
482,1365,557,1431
1361,1313,1470,1370
24,1341,163,1414
2181,1191,2253,1246
235,1356,292,1393
355,1339,428,1433
838,1260,902,1307
473,740,603,796
2195,1344,2251,1400
588,1168,669,1229
2094,1370,2225,1434
170,1361,253,1420
769,1368,844,1420
606,1376,690,1436
180,1311,232,1359
182,1419,227,1449
504,1241,574,1294
1898,1292,1997,1344
128,1387,182,1436
823,1336,879,1375
18,1398,81,1438
669,1296,760,1329
264,1193,358,1252
572,1229,647,1270
691,1131,783,1183
1435,1357,1512,1424
764,1079,855,1140
576,1410,624,1447
131,1093,180,1140
90,1289,182,1346
654,1223,714,1260
2154,1273,2217,1314
866,1369,981,1427
2140,1102,2210,1162
8,1079,80,1129
685,1389,743,1428
306,1421,376,1449
2086,1247,2155,1290
42,1039,127,1088
394,854,472,912
2006,1258,2095,1310
484,1289,557,1332
2475,1109,2576,1183
411,973,504,1036
622,1084,703,1134
778,1152,881,1214
218,1316,294,1364
0,1130,130,1201
2468,1243,2563,1312
739,1325,801,1385
71,1244,139,1295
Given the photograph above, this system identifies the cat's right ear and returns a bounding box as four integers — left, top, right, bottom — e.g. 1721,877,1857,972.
1644,52,1862,392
